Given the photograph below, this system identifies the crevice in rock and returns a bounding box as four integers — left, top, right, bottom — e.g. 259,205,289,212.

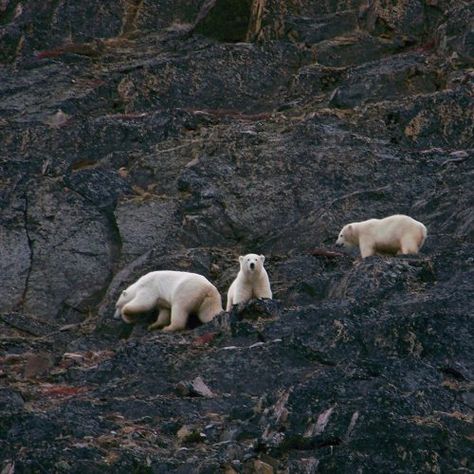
264,434,343,455
192,0,255,42
103,207,123,275
246,0,266,42
18,188,34,311
0,0,20,26
65,186,123,316
49,0,62,25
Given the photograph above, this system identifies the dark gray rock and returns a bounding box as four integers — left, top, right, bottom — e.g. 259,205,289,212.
330,52,444,108
286,11,359,44
192,0,254,42
436,3,474,63
0,388,24,412
176,376,215,398
21,178,117,321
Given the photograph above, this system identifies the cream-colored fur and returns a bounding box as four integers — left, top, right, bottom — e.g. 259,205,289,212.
226,254,272,311
336,214,427,258
114,271,223,332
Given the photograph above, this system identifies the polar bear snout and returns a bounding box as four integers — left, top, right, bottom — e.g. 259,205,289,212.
113,307,122,320
245,258,259,272
240,254,261,273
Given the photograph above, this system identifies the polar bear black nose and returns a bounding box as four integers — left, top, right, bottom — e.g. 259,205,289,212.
250,262,255,270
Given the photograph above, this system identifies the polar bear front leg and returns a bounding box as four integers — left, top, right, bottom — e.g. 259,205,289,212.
148,308,171,331
255,278,272,300
162,304,189,332
226,280,236,311
233,286,253,306
121,291,157,323
359,238,376,258
398,236,420,255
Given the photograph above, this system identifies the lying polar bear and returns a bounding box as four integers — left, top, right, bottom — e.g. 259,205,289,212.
336,214,427,258
226,254,272,311
114,271,223,332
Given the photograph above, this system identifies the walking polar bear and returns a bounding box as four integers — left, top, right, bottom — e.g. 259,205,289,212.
114,271,223,332
226,254,272,311
336,214,427,258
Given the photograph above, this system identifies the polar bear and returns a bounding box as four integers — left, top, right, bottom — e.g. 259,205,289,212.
336,214,427,258
226,254,272,311
114,271,223,332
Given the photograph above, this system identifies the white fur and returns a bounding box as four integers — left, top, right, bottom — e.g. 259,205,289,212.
114,271,223,332
226,254,272,311
336,214,427,258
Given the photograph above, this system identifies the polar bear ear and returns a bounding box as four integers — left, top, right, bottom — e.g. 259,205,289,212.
260,255,265,263
346,224,353,235
122,290,127,296
239,256,244,263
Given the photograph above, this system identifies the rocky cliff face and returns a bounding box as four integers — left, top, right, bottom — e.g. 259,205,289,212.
1,0,473,472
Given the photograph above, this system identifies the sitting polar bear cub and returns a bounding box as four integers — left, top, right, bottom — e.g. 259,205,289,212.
336,214,427,258
226,254,272,311
114,271,223,332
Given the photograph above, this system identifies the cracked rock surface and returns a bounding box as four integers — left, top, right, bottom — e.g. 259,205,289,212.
1,0,473,472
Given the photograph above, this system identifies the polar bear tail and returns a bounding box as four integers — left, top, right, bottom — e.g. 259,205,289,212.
198,286,223,324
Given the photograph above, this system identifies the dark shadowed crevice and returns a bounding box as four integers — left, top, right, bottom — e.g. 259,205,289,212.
65,186,123,316
0,0,21,26
18,188,34,311
192,0,254,42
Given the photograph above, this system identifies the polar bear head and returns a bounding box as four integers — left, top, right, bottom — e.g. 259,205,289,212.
336,223,357,248
114,289,133,320
239,253,265,274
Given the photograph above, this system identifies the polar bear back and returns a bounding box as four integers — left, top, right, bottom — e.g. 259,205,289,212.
358,215,426,248
115,270,223,330
349,214,427,257
132,271,213,305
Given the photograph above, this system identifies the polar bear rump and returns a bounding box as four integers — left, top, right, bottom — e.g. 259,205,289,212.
336,214,427,258
114,271,223,332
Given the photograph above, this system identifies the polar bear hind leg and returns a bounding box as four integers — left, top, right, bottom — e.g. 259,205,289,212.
148,308,171,331
162,303,190,332
198,287,222,323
